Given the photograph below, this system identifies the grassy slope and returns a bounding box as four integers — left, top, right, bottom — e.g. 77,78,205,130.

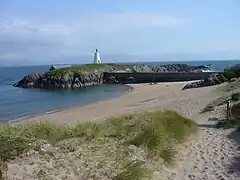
0,110,196,180
46,63,134,76
201,77,240,114
201,77,240,130
46,64,107,76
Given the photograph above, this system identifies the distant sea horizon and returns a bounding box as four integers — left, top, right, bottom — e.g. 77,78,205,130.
0,59,239,68
0,59,239,122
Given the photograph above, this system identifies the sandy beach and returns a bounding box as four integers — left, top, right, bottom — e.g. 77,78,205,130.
8,81,240,179
15,81,219,124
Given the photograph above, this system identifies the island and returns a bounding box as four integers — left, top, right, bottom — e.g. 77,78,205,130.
13,63,217,89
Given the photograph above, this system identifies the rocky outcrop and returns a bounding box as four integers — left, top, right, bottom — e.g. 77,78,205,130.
13,72,44,88
14,71,103,89
13,64,131,89
182,73,227,90
13,63,213,89
150,64,210,73
133,64,154,72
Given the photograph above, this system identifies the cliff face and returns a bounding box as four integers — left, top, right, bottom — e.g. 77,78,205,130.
13,64,211,89
14,70,104,89
13,64,132,89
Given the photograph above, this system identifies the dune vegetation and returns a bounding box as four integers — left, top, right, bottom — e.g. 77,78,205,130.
201,64,240,130
0,110,196,180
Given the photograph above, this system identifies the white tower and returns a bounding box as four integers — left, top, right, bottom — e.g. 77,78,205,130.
93,49,102,64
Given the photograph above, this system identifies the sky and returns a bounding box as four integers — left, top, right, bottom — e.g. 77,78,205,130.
0,0,240,66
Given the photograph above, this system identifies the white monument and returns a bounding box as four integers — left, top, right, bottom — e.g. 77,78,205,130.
93,49,102,64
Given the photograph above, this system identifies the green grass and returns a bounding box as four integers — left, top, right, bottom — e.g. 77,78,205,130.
223,66,240,80
47,64,107,76
113,160,150,180
0,110,196,179
0,111,196,162
46,63,135,76
201,77,240,113
124,110,195,165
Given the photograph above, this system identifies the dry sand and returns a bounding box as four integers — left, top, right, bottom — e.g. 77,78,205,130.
8,82,240,179
15,81,219,124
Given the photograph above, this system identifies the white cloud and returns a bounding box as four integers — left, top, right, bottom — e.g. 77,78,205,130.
0,12,185,64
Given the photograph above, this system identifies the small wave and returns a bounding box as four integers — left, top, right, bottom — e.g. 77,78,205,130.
201,69,213,72
44,109,61,115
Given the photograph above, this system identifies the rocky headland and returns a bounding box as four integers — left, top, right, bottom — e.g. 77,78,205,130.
13,63,212,89
182,63,240,90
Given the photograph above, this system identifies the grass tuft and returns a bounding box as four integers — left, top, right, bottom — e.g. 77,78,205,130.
125,110,195,165
113,160,150,180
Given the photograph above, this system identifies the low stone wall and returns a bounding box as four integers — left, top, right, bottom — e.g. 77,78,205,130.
103,72,219,84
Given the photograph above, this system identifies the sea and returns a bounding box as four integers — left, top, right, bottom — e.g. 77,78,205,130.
0,60,239,122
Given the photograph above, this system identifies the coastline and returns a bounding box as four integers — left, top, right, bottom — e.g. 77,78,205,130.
0,84,132,124
8,84,134,124
10,80,219,125
4,81,240,180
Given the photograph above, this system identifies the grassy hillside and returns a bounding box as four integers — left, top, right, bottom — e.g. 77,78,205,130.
0,110,196,180
47,64,107,76
46,63,135,76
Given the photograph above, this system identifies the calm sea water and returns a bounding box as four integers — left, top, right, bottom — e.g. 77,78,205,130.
0,60,239,122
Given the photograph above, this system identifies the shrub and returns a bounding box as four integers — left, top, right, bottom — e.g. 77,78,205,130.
223,65,240,80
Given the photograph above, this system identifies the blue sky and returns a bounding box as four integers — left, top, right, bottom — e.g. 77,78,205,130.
0,0,240,65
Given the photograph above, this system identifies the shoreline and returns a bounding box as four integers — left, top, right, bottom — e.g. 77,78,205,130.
10,80,212,125
8,84,134,124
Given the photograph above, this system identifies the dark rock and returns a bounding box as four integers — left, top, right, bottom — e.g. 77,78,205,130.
133,64,154,72
106,76,119,84
127,76,135,84
13,72,44,88
14,71,103,89
13,63,214,89
182,73,227,90
150,64,210,72
216,74,227,83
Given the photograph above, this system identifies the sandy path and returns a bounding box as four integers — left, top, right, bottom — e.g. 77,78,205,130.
9,82,240,179
155,106,240,180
